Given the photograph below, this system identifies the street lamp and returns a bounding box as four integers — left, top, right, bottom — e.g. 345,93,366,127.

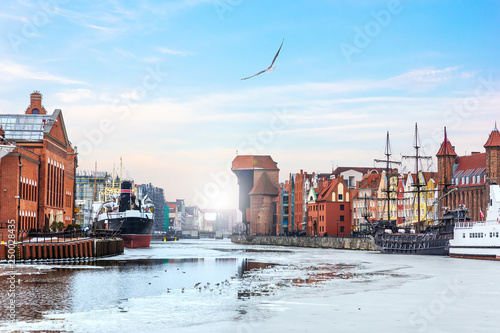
337,219,339,237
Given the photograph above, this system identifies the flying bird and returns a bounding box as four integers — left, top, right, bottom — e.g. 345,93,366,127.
241,39,284,80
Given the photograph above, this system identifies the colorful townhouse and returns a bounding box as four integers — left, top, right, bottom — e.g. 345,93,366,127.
305,176,351,237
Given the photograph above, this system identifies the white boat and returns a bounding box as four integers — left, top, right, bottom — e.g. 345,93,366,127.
449,184,500,260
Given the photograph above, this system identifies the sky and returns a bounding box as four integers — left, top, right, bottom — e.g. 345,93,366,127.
0,0,499,210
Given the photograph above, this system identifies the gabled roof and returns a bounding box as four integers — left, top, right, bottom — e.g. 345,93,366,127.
307,187,318,202
232,155,279,171
317,179,339,201
249,172,279,196
484,125,500,147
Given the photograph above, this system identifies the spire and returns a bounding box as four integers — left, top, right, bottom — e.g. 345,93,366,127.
436,127,457,156
484,122,500,147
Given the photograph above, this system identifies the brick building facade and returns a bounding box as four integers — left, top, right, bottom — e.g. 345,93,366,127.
0,92,77,241
232,155,279,235
306,176,351,237
437,125,500,221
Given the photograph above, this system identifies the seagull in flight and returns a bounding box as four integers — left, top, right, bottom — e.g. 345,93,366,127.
241,39,284,80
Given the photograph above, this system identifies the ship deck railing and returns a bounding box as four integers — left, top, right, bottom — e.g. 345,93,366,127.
455,220,500,229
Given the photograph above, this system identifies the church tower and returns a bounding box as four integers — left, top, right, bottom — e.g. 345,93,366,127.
484,122,500,186
436,127,457,212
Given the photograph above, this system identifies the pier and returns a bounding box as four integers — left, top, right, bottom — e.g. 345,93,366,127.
0,238,124,262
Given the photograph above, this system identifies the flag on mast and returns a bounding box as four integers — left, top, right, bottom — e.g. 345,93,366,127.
480,209,485,220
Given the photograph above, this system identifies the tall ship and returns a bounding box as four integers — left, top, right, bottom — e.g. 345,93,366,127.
450,184,500,259
94,180,154,248
372,124,470,255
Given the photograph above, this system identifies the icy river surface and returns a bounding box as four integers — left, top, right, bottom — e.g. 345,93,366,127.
1,238,499,333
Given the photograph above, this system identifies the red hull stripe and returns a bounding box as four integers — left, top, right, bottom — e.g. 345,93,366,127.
121,234,152,248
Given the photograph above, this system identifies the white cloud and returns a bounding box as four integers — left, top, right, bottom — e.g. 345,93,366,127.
157,47,192,56
56,89,94,103
0,60,88,85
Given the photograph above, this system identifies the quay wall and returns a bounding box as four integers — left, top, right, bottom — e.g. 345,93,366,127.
0,238,124,261
231,235,378,251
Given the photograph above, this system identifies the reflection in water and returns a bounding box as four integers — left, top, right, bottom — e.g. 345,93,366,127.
0,258,367,323
0,267,73,322
0,257,255,323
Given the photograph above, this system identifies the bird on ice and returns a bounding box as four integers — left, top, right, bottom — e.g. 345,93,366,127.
241,39,284,80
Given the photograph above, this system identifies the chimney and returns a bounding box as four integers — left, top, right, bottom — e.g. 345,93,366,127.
25,91,47,115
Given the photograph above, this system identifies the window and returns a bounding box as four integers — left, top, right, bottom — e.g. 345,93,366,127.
340,215,344,221
463,233,466,238
340,226,344,232
338,193,343,201
340,204,344,211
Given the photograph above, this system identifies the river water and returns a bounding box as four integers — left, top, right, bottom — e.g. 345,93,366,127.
1,238,499,333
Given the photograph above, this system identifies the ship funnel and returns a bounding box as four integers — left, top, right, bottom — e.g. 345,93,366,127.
119,181,134,212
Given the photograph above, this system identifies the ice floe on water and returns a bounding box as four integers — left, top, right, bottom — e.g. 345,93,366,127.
1,238,500,332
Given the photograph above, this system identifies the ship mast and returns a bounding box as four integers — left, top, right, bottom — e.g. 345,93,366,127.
374,131,401,224
402,123,432,232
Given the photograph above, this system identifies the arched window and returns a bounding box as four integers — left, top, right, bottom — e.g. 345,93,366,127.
32,109,39,114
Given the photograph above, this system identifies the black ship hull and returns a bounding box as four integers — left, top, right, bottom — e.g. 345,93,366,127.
374,233,450,255
107,215,154,248
372,206,469,256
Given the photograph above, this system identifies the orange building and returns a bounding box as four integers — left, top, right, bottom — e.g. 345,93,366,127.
232,155,279,235
0,92,77,242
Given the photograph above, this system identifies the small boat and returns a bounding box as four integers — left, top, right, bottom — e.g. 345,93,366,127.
449,184,500,260
94,180,154,248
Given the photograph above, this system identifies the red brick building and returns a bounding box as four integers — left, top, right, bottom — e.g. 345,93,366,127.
0,92,77,241
232,155,279,235
306,176,351,237
437,125,500,221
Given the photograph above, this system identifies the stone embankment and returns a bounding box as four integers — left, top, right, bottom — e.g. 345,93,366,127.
231,235,378,251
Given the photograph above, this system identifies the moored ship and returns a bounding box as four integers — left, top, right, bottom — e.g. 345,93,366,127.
94,180,154,248
373,204,470,255
450,184,500,260
372,124,471,255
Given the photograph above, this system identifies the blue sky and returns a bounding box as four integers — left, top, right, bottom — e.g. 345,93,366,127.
1,0,499,209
